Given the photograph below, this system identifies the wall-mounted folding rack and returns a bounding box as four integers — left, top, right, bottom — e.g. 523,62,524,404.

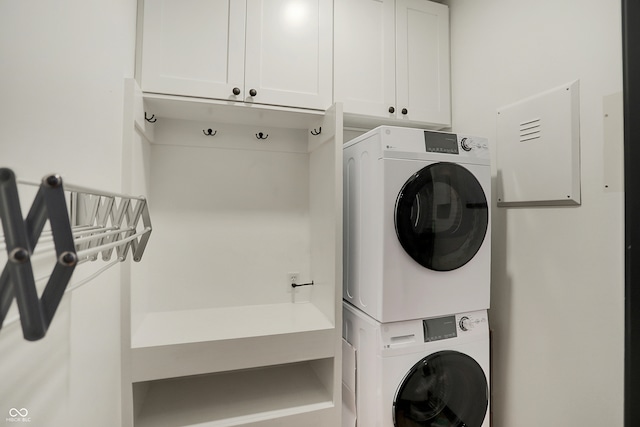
0,168,151,341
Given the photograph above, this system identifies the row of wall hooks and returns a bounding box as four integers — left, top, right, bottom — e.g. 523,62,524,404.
144,113,322,137
0,168,152,341
200,129,321,139
201,129,269,140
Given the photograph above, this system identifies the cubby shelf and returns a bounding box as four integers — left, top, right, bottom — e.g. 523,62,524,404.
134,360,335,427
131,303,336,382
133,302,334,348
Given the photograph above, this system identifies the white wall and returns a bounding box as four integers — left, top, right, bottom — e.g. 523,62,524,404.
443,0,624,425
0,1,137,425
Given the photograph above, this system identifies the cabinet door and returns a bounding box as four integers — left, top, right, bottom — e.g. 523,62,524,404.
396,0,451,126
334,0,396,119
244,0,333,110
140,0,246,100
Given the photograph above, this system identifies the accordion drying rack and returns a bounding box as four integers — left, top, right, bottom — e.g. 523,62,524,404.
0,168,152,341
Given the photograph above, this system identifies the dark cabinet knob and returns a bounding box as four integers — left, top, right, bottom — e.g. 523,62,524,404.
232,87,241,95
389,106,395,113
249,89,257,97
402,108,408,115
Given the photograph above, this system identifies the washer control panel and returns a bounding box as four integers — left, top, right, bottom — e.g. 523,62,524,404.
378,310,489,350
423,315,458,342
423,310,488,342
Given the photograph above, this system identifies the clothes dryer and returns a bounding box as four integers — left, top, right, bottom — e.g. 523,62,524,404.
342,301,490,427
343,126,491,322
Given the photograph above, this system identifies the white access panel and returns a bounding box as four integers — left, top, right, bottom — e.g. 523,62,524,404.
496,80,581,206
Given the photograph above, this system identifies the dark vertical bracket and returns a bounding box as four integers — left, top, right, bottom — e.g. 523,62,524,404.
623,0,640,425
0,168,77,341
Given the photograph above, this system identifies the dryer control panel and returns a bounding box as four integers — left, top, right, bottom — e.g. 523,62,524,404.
424,131,459,154
364,126,490,164
458,136,489,153
423,130,490,158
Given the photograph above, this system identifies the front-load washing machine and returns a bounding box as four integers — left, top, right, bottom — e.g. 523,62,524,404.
343,301,490,427
343,126,491,322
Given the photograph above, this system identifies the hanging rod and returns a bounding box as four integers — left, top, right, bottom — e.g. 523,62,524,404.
12,227,152,263
75,227,151,261
1,226,115,247
0,168,152,341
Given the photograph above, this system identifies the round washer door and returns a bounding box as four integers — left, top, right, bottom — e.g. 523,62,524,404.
395,162,488,271
393,350,488,427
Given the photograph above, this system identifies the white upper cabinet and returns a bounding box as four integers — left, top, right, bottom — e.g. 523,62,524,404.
334,0,450,127
334,0,396,119
140,0,246,101
140,0,333,111
244,0,333,110
396,0,450,126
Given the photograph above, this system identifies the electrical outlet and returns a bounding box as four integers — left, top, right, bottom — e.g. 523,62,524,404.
288,272,299,287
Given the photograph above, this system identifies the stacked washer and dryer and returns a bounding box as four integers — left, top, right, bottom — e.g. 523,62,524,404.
342,126,491,427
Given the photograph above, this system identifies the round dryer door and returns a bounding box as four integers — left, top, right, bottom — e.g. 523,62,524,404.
395,162,488,271
393,350,488,427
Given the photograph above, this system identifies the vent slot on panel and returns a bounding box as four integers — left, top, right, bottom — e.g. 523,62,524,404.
520,118,541,142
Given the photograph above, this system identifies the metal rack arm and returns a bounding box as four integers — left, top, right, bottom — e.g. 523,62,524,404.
0,169,77,340
0,168,152,341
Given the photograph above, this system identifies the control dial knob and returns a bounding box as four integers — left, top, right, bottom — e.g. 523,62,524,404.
460,137,473,152
459,316,473,331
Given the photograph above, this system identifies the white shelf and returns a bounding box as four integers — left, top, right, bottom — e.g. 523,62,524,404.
130,303,336,382
143,93,325,130
134,361,335,427
133,302,333,348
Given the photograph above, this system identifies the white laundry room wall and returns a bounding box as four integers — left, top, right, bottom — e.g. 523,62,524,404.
0,1,137,426
443,0,624,426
